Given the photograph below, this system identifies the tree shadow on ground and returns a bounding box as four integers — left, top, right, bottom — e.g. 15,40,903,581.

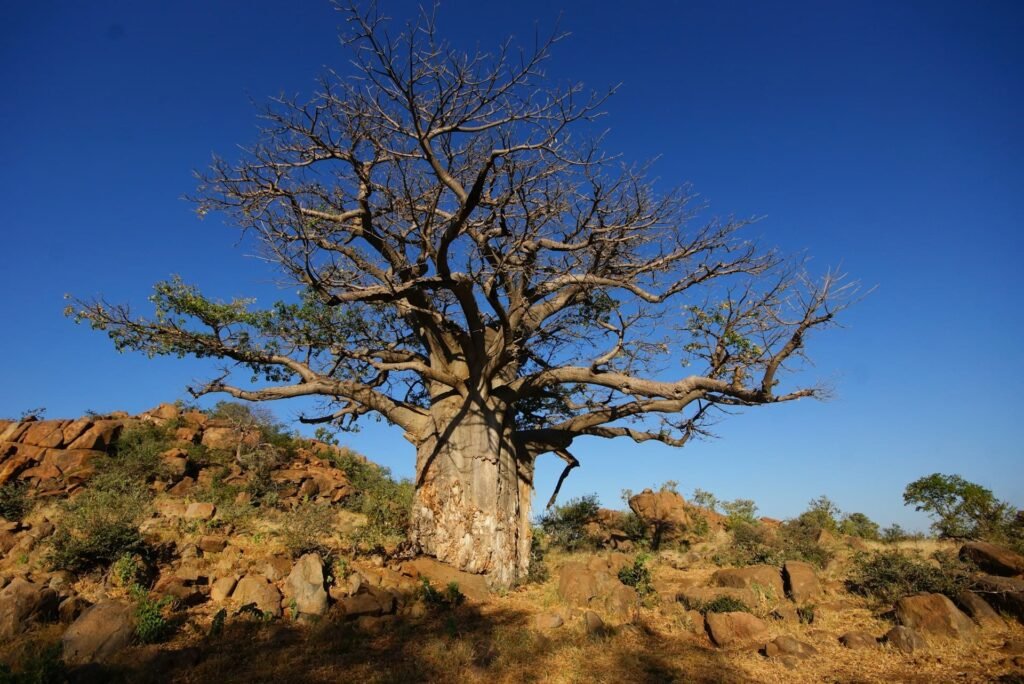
62,603,749,684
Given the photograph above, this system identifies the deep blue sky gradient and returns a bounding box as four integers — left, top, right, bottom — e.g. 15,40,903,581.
2,1,1022,530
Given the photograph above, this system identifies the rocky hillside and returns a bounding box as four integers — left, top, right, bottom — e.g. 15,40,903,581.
0,404,1023,683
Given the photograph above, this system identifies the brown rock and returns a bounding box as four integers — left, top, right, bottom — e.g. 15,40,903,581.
21,420,67,448
763,635,818,659
285,554,328,618
211,577,237,602
960,541,1024,577
160,448,189,478
46,449,102,475
339,593,384,619
894,593,977,640
201,427,241,451
973,575,1024,623
0,578,48,637
583,610,605,635
628,488,692,543
175,427,200,444
783,560,822,604
401,557,489,603
839,630,878,649
67,420,121,451
168,476,195,496
535,612,564,630
58,595,91,624
0,422,30,442
61,418,93,446
198,535,227,553
184,502,216,520
712,565,784,599
232,575,282,617
957,590,1004,628
706,611,769,648
262,555,293,582
147,403,180,422
62,600,134,664
181,411,208,427
883,625,927,653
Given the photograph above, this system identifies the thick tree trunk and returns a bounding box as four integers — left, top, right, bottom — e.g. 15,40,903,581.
409,397,533,589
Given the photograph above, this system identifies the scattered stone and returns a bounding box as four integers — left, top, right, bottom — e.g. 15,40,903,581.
168,477,195,496
160,448,189,478
771,605,799,622
783,560,822,604
0,578,55,637
762,635,818,660
286,553,328,618
960,541,1024,577
62,600,134,664
583,610,605,635
712,565,784,599
262,555,293,582
232,575,283,617
705,611,769,648
58,595,91,623
894,593,977,640
535,612,564,630
198,535,227,553
883,626,928,654
184,502,216,520
211,577,238,603
839,630,878,649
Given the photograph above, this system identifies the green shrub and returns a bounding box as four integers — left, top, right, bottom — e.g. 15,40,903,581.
846,549,973,605
330,448,413,551
0,642,65,684
48,486,148,572
717,519,832,569
795,495,841,533
0,482,31,522
100,422,175,485
131,585,174,644
537,494,600,551
681,595,751,615
839,512,881,540
797,604,816,624
721,499,758,530
617,553,654,596
691,488,719,513
418,578,464,609
278,501,334,558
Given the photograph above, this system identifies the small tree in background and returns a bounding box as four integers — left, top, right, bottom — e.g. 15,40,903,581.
903,473,1017,541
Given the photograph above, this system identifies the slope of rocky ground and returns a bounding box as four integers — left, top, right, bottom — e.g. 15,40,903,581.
0,404,1022,683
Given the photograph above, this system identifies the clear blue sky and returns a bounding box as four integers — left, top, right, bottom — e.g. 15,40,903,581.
2,1,1022,531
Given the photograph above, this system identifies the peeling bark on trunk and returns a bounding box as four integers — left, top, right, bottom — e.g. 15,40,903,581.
409,396,533,589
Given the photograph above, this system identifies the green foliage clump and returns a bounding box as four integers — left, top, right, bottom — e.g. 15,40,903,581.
525,527,549,584
846,549,973,605
537,494,601,551
904,473,1020,545
839,512,881,540
208,401,298,454
796,604,816,624
100,422,175,485
0,643,65,684
617,553,654,596
418,578,464,609
691,488,719,513
131,585,175,644
48,486,148,573
795,495,841,533
278,501,334,558
683,595,752,615
880,523,924,543
721,499,758,530
0,482,31,522
718,519,832,568
330,448,413,551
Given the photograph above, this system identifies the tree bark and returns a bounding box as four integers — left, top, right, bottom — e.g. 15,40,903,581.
409,396,534,588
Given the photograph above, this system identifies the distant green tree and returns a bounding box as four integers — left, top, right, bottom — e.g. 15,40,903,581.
839,512,880,540
796,495,841,532
721,499,758,529
903,473,1015,540
691,488,719,513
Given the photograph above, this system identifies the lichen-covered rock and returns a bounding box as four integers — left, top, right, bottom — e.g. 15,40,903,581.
286,553,328,618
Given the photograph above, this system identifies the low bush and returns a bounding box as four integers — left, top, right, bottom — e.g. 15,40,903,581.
418,578,464,609
721,499,759,530
48,486,148,572
0,642,65,684
839,512,881,540
846,549,973,605
537,494,600,551
617,553,654,596
0,482,31,522
716,519,832,568
330,448,414,551
278,501,334,558
131,585,175,644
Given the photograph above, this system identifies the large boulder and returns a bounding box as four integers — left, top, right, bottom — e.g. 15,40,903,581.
973,575,1024,623
956,590,1004,628
960,541,1024,577
401,557,489,602
62,600,134,664
706,611,768,648
556,556,638,619
232,575,283,617
286,554,328,618
0,578,54,637
201,426,242,451
628,489,691,544
894,593,977,640
783,561,822,603
712,565,784,599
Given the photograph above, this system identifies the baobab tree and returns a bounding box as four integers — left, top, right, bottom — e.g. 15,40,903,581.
69,4,855,587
